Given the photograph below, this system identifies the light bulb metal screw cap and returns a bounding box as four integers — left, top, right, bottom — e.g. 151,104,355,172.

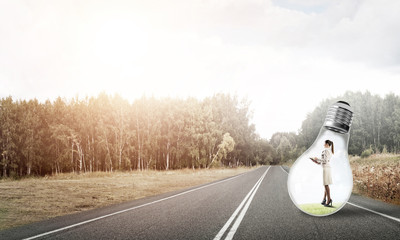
323,101,353,134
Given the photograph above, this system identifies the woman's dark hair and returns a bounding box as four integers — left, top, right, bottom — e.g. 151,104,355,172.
325,140,334,154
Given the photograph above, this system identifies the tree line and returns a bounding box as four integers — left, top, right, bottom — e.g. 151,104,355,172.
2,91,398,177
271,91,400,163
0,93,274,178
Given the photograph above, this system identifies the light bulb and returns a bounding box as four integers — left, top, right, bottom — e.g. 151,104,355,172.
288,101,354,216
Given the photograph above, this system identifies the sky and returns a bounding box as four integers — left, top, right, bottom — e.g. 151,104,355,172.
1,0,400,139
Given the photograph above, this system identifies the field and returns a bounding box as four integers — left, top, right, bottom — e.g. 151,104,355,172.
0,167,253,230
350,154,400,205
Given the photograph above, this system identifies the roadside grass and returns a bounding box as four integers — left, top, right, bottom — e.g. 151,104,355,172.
350,153,400,166
299,203,342,216
350,153,400,205
0,167,254,231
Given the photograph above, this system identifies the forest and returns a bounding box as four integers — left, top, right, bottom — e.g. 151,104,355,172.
0,93,273,177
1,91,400,178
271,91,400,162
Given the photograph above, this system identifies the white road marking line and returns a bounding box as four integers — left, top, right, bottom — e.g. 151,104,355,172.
347,202,400,223
280,165,289,174
213,168,266,240
23,168,259,240
280,165,400,224
224,166,270,240
214,166,270,240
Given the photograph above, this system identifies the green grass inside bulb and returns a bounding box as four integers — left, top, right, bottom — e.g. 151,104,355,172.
299,202,343,215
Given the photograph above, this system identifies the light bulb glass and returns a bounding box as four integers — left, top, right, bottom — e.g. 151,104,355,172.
288,101,354,216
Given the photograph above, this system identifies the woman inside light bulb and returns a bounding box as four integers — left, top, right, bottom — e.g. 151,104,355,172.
311,140,334,207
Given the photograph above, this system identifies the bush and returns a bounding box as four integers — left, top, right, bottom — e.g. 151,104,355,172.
382,145,388,154
361,149,373,158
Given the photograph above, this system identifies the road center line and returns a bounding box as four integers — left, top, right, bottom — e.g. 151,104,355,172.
23,168,259,240
214,166,270,240
280,165,400,224
224,166,270,240
213,168,265,240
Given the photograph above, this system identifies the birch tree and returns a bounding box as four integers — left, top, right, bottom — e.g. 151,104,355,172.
0,97,17,177
208,133,235,168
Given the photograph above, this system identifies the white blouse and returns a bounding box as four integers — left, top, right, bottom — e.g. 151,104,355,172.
316,148,332,166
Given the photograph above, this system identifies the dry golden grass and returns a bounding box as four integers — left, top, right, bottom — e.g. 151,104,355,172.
350,154,400,205
0,167,253,230
350,153,400,165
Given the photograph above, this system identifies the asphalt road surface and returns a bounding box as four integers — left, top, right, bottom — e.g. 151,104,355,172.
1,166,399,240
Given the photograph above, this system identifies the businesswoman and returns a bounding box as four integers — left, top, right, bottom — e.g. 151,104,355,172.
311,140,334,207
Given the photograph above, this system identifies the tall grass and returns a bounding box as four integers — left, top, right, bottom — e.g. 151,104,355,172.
350,154,400,205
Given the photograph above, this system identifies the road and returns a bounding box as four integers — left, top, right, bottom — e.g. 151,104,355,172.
1,166,399,239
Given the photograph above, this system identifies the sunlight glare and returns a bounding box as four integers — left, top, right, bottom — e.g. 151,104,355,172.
93,18,149,67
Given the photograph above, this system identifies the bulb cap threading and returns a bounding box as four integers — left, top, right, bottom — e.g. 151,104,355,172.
323,101,353,134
